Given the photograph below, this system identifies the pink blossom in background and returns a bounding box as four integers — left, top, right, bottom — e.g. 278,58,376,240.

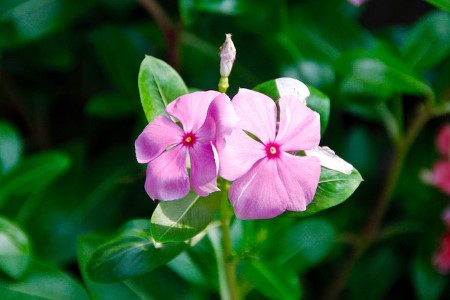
442,207,450,231
135,91,237,201
434,233,450,274
219,89,321,219
436,124,450,158
430,160,450,196
348,0,368,6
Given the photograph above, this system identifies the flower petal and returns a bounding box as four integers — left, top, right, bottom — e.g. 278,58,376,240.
135,115,184,163
232,88,276,143
277,152,321,210
229,158,288,219
276,95,320,151
166,91,221,133
305,146,353,175
431,160,450,196
144,144,189,200
437,124,450,158
218,129,266,181
190,142,220,197
206,93,239,150
275,77,310,105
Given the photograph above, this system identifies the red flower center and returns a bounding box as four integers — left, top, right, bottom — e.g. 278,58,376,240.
265,142,280,159
182,132,196,147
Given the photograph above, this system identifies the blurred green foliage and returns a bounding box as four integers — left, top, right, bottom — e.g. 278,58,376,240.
0,0,449,299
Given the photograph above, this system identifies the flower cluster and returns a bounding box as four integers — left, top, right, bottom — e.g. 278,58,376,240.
135,83,353,219
422,124,450,195
434,207,450,273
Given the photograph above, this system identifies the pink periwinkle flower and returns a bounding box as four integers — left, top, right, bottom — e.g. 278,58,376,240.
219,89,321,219
434,233,450,274
429,160,450,196
135,91,237,201
437,124,450,158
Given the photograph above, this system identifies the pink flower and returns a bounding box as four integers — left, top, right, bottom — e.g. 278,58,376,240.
219,89,321,219
135,91,237,201
442,207,450,231
434,233,450,274
430,160,450,196
437,124,450,158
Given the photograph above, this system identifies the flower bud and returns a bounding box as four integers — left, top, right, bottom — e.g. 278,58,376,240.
219,33,236,78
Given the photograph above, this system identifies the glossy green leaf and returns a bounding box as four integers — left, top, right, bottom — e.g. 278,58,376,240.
426,0,450,12
402,11,450,71
0,259,89,300
336,49,433,99
412,257,446,300
243,259,302,300
86,92,138,118
87,219,188,283
253,78,330,134
0,0,94,49
0,217,31,279
266,218,336,271
0,151,71,207
0,121,22,175
151,191,221,243
284,167,363,218
138,55,188,123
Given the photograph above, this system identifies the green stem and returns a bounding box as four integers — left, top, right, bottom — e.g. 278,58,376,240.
218,77,229,93
322,104,431,300
219,186,239,300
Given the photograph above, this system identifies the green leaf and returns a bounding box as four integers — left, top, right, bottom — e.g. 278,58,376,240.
253,78,330,134
284,167,363,218
0,217,31,279
242,259,302,300
138,55,188,123
0,259,89,300
336,49,433,99
426,0,450,12
0,0,95,49
151,191,221,243
412,257,446,300
0,121,22,175
0,151,71,208
402,11,450,71
265,218,336,272
86,92,138,118
87,219,188,283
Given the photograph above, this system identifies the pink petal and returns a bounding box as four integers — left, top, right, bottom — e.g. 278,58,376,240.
277,152,321,210
276,95,320,152
144,144,189,200
431,160,450,195
232,88,276,143
135,115,184,163
206,93,239,150
189,142,219,197
166,91,221,133
437,124,450,157
229,158,288,219
218,129,266,181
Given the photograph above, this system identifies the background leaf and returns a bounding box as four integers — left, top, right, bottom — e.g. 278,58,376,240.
0,152,71,207
402,11,450,72
138,55,188,122
151,192,221,243
0,121,22,175
0,259,89,300
0,217,31,279
426,0,450,12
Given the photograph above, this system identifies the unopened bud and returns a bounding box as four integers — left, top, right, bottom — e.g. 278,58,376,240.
219,33,236,78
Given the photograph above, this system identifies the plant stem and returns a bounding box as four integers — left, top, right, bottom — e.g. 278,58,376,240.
322,104,431,300
220,186,239,300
